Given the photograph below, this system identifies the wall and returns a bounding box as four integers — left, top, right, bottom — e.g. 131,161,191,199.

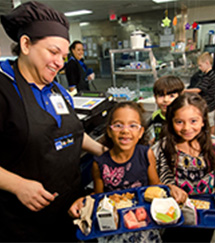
186,5,215,49
1,5,214,57
188,6,215,23
80,9,176,49
79,9,176,77
69,22,82,43
0,24,14,57
79,5,215,52
198,24,215,51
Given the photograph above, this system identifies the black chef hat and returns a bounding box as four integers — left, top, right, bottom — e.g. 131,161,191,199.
0,1,70,42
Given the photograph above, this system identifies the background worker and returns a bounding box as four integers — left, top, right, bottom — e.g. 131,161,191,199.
65,40,95,92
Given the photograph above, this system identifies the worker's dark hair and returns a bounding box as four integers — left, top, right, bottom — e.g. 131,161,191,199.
69,40,83,52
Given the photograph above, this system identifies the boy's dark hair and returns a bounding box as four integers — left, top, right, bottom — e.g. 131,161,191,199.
102,101,147,149
153,75,185,96
160,92,215,172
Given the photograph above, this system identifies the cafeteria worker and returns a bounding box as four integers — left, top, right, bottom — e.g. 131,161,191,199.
0,1,106,242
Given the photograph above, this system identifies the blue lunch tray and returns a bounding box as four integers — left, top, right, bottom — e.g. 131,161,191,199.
76,185,184,241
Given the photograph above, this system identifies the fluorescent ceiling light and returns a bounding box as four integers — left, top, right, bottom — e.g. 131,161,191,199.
64,10,92,17
80,22,90,27
152,0,178,3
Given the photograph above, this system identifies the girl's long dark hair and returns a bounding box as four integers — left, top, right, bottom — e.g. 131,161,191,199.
102,101,147,149
160,92,215,172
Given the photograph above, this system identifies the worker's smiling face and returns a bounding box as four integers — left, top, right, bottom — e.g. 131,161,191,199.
21,36,69,89
72,43,84,60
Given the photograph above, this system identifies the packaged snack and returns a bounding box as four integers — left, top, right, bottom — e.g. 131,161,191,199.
181,198,198,225
73,196,95,235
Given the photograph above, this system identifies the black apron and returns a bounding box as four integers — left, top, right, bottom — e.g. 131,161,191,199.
65,56,89,91
0,62,84,241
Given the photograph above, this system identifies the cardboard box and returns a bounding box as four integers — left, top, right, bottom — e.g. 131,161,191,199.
96,196,118,231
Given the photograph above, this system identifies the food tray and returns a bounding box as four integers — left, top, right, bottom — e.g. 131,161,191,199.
182,193,215,228
76,185,184,241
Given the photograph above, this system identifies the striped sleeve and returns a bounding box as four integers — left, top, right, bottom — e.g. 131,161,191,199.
196,75,210,93
196,70,215,111
151,142,175,185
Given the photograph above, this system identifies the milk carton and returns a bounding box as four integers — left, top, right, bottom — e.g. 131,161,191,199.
96,196,118,231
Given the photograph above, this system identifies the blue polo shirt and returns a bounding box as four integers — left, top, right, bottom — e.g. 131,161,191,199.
0,59,74,128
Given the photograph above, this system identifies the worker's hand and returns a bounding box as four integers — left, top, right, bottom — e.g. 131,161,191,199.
87,72,95,81
168,184,188,204
14,178,56,212
68,197,85,218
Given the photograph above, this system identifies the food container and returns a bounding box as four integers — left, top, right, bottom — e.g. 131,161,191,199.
130,30,146,49
96,196,118,231
150,197,181,225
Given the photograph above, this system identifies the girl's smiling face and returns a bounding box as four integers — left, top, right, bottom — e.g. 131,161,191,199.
107,107,144,152
173,104,204,141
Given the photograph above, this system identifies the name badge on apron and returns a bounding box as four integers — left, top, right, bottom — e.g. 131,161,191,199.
49,93,70,115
